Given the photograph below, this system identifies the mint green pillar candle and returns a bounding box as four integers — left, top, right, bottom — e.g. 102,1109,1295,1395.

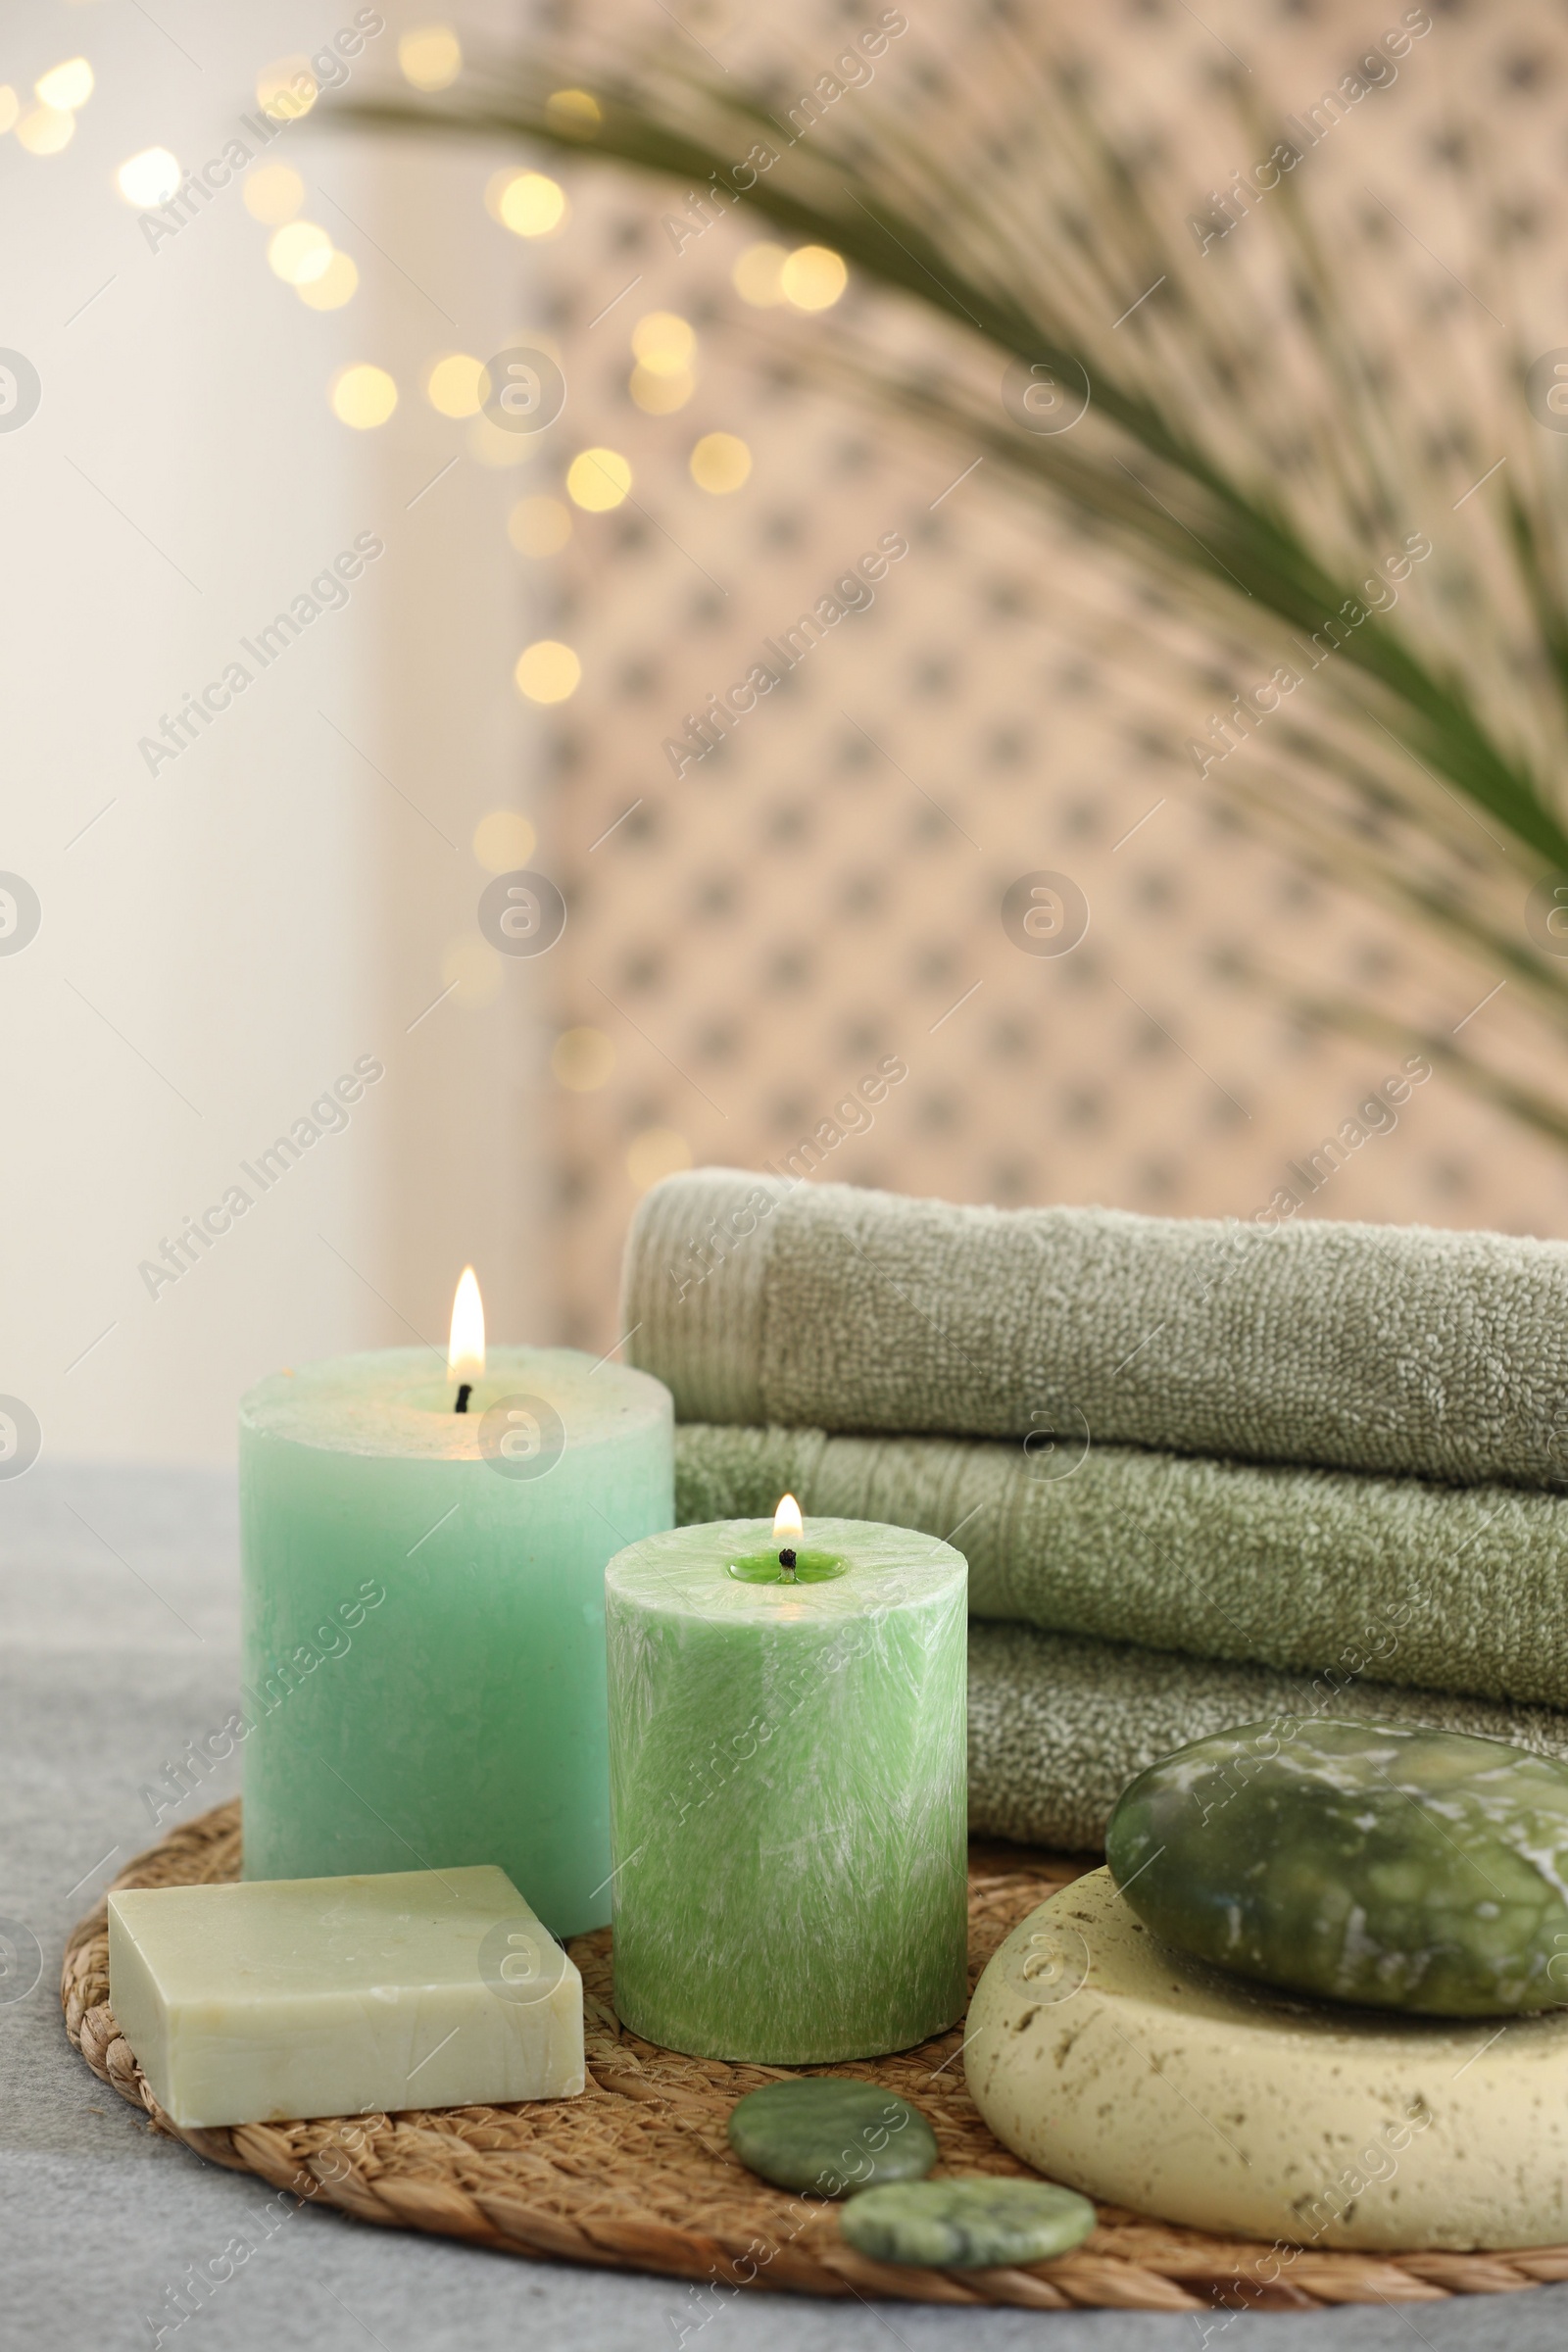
605,1512,968,2063
239,1346,672,1937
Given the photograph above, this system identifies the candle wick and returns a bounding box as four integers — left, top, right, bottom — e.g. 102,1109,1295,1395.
778,1546,797,1582
455,1384,473,1414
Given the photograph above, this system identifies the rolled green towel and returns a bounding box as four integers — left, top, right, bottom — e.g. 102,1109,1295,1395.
628,1169,1568,1489
966,1622,1568,1850
674,1422,1568,1709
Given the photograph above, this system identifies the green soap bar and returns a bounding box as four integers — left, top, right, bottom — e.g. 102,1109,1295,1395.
840,2178,1096,2268
1107,1717,1568,2017
727,2080,937,2195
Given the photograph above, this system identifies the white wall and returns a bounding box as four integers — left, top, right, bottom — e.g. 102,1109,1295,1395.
0,2,548,1463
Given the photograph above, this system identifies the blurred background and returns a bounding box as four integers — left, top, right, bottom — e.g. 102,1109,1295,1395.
5,0,1565,1464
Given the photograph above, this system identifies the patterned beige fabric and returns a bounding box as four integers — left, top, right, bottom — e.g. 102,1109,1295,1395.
523,0,1566,1348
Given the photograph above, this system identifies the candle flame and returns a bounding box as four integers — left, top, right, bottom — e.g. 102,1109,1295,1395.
772,1494,804,1542
448,1266,485,1384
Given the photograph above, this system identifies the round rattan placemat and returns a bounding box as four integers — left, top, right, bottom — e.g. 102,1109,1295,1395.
62,1801,1568,2313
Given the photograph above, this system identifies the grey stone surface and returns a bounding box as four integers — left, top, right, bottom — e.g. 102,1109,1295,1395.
2,1462,1564,2350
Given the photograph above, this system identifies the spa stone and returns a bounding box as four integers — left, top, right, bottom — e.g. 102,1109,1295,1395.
839,2178,1096,2268
1107,1718,1568,2017
726,2080,937,2195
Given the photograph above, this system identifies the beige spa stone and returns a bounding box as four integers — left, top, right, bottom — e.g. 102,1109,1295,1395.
108,1865,583,2130
964,1867,1568,2251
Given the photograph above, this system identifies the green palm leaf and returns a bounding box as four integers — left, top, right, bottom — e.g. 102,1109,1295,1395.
340,29,1568,1147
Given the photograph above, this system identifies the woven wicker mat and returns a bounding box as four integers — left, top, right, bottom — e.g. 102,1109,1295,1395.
61,1801,1568,2314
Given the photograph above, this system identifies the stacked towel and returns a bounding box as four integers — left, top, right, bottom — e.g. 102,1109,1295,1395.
626,1168,1568,1485
626,1170,1568,1846
965,1625,1568,1850
675,1429,1568,1842
671,1424,1568,1708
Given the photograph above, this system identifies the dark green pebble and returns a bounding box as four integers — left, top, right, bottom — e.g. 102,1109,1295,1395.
1108,1717,1568,2017
727,2079,937,2196
840,2179,1097,2268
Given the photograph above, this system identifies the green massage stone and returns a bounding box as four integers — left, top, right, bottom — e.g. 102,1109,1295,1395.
726,2080,938,2196
1107,1717,1568,2017
840,2179,1097,2268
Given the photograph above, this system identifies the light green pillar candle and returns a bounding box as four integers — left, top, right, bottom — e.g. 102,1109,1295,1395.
605,1513,968,2063
239,1347,672,1937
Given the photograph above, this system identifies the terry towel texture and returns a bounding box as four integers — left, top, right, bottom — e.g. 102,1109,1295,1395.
673,1422,1568,1709
628,1168,1568,1489
966,1623,1568,1850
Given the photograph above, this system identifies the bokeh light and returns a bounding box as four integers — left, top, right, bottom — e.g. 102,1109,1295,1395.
487,170,566,237
508,496,572,557
565,448,631,512
297,252,359,311
472,811,537,872
268,221,333,286
514,641,581,703
466,416,536,469
780,245,848,311
35,58,93,111
627,1127,693,1191
440,933,502,1008
399,26,463,91
631,317,696,415
256,58,317,122
733,242,787,306
243,164,304,224
690,432,753,494
329,365,398,429
631,313,696,375
630,367,695,415
553,1028,616,1092
17,107,74,155
548,88,602,126
425,353,485,418
0,89,19,137
116,148,181,209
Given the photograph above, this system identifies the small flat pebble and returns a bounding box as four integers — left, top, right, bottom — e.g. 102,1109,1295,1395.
839,2178,1097,2269
727,2080,937,2196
